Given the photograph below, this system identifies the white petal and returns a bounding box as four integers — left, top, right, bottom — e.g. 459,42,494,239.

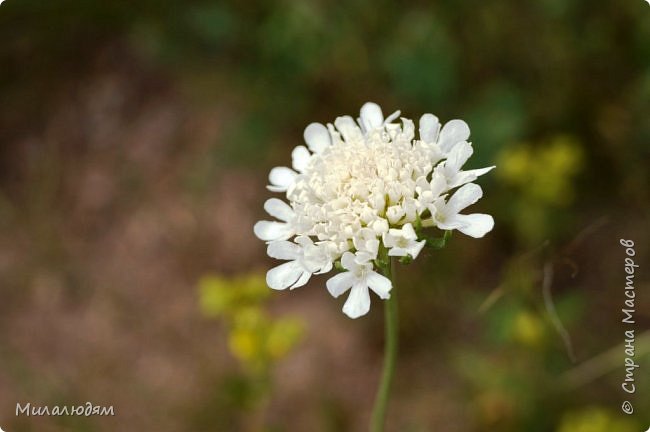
302,241,334,273
315,262,333,274
267,240,301,260
370,218,389,235
382,230,397,248
326,123,342,145
360,102,384,131
445,141,473,172
353,235,379,258
354,251,374,265
291,145,311,172
384,110,401,124
268,167,297,192
400,118,415,140
401,223,417,240
254,221,293,241
303,122,331,153
290,270,312,289
408,239,426,259
334,116,363,142
294,235,314,248
342,283,371,319
266,261,304,290
386,205,405,224
448,166,495,189
340,251,358,271
435,218,466,231
387,247,408,257
369,193,386,212
366,271,392,299
438,119,470,153
446,183,483,215
454,213,494,238
469,165,496,176
419,113,440,142
429,171,448,196
264,198,294,222
326,272,355,298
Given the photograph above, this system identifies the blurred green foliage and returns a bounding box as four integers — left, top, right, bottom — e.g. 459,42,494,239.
498,137,583,206
456,255,585,431
496,136,584,246
556,407,639,432
199,273,304,373
198,273,304,431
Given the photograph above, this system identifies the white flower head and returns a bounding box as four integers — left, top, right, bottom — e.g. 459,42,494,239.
255,102,495,318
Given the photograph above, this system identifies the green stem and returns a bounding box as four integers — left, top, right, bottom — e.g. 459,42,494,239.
370,258,398,432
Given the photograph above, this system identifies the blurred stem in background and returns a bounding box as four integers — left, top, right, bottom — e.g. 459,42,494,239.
371,258,398,432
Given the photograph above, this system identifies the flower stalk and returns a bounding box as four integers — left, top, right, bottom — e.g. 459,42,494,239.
370,257,398,432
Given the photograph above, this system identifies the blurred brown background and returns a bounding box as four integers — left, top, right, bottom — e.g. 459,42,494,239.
0,0,649,431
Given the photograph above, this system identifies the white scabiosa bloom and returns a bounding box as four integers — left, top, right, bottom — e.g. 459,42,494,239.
254,102,495,318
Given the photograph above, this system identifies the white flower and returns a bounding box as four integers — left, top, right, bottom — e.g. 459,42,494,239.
255,102,495,318
253,198,295,241
266,236,333,290
383,223,426,259
427,183,494,238
326,252,392,319
353,228,380,262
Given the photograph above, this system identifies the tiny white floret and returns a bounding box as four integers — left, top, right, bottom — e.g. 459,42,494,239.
383,223,426,259
326,252,392,319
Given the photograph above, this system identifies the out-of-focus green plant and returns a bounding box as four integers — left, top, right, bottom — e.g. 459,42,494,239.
197,273,305,431
511,310,546,348
457,249,587,431
556,407,639,432
496,136,583,245
199,273,304,374
498,136,583,205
